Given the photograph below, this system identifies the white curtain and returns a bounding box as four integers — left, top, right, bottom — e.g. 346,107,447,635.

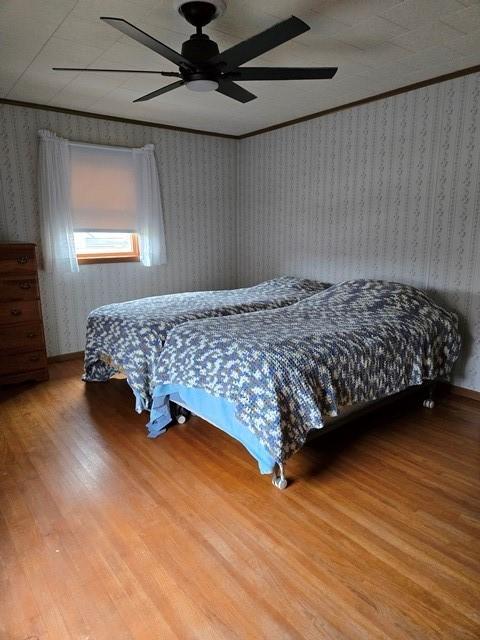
133,144,167,267
38,132,166,272
38,129,79,273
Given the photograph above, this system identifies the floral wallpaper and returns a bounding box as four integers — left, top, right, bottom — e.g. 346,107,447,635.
1,71,479,391
238,72,480,391
0,105,238,356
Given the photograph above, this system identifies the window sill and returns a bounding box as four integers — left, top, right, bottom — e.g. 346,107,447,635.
77,255,140,265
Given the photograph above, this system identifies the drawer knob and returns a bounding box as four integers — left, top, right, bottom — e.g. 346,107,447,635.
17,256,29,264
19,281,32,290
29,355,40,362
11,309,22,316
27,332,36,338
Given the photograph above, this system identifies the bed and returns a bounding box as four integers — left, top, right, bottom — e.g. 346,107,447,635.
146,280,461,488
83,276,329,411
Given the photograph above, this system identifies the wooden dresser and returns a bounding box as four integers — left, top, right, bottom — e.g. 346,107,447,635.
0,243,49,384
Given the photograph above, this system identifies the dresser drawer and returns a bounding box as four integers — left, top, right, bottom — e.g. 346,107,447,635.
0,300,41,325
0,322,45,353
0,243,48,385
0,350,47,375
0,249,37,275
0,276,39,301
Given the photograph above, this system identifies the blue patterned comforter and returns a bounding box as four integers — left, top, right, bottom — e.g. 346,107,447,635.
151,280,461,463
83,277,328,409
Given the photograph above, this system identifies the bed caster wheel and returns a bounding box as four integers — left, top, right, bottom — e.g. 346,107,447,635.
171,404,191,424
272,463,288,490
272,476,288,490
423,399,435,409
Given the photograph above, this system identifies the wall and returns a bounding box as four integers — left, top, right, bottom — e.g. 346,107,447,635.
1,73,479,391
238,72,480,391
0,105,237,356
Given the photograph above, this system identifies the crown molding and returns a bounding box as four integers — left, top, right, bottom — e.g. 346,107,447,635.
0,98,238,139
238,64,480,139
1,64,479,140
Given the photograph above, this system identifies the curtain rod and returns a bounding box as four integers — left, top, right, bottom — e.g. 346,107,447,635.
69,140,139,153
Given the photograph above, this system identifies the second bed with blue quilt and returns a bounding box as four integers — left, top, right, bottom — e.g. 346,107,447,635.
147,280,461,478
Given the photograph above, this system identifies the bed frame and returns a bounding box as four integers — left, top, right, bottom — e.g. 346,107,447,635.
169,381,438,490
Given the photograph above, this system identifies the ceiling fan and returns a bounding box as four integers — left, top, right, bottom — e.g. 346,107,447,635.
53,0,337,104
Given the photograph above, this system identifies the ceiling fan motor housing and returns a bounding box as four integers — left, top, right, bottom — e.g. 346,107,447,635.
174,0,227,26
181,33,219,67
176,0,224,77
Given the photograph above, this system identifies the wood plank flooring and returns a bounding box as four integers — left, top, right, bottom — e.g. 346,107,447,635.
1,358,479,640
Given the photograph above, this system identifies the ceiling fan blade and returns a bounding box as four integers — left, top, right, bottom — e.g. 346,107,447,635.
216,80,256,103
229,66,338,81
52,67,181,76
133,80,185,102
209,16,309,72
101,17,194,69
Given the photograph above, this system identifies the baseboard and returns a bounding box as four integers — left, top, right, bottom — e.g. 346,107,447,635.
446,384,480,402
48,351,84,363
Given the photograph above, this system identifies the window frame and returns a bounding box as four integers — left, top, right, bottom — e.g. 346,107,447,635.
69,141,141,266
75,232,140,265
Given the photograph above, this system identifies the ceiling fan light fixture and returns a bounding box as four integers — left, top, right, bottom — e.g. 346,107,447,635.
185,78,219,92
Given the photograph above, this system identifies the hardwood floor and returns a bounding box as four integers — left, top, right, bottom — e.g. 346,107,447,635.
1,358,479,640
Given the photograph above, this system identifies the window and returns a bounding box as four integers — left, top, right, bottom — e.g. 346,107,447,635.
38,129,166,273
74,231,140,264
69,142,140,264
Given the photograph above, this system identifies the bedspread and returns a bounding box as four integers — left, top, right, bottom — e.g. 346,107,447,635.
151,280,461,463
83,276,328,409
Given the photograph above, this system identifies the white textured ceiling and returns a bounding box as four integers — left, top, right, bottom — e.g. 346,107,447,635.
1,0,479,136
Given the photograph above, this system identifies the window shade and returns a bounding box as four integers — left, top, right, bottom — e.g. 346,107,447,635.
38,129,166,271
70,143,137,232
